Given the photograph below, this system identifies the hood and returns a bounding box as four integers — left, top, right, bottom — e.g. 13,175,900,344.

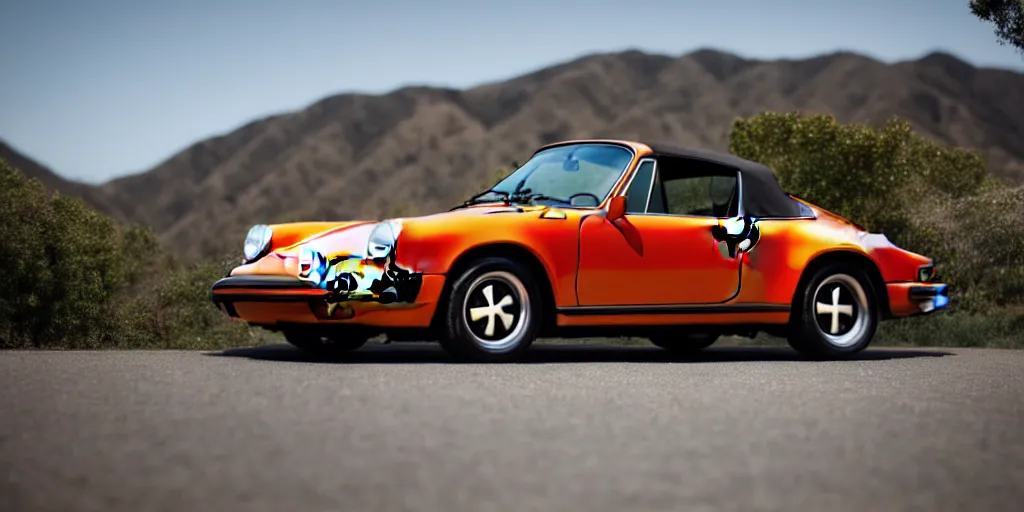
265,220,371,254
406,203,550,220
272,221,377,259
273,203,579,258
392,203,581,230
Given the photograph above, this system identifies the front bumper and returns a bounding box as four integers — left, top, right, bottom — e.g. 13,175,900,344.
211,275,328,305
210,273,445,327
886,282,950,318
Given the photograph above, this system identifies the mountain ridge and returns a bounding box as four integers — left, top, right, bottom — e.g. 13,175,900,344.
3,48,1022,260
0,140,111,210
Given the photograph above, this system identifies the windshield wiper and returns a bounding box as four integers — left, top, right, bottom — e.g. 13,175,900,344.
452,189,511,210
508,189,570,205
453,188,572,211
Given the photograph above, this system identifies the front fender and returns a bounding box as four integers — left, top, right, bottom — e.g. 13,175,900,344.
393,209,589,306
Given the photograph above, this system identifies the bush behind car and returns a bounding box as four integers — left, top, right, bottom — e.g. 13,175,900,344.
0,158,255,349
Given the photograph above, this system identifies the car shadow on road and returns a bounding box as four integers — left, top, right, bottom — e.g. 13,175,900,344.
210,342,953,365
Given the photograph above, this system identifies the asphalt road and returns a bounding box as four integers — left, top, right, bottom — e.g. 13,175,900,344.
1,344,1023,512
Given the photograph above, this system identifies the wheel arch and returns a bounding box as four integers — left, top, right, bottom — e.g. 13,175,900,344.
792,249,890,318
430,242,558,334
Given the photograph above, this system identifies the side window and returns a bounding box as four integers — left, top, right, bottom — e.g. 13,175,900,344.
624,160,655,213
658,169,739,217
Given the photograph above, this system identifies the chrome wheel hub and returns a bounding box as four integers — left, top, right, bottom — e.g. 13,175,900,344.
813,274,869,348
462,271,529,351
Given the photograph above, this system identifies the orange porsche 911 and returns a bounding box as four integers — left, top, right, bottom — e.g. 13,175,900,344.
211,140,949,362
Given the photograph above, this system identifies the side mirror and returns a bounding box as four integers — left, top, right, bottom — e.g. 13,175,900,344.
606,196,626,222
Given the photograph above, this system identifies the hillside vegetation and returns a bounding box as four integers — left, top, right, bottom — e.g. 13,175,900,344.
2,112,1023,349
0,158,255,349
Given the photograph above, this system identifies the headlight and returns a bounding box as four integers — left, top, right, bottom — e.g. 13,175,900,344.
243,224,273,262
367,221,401,259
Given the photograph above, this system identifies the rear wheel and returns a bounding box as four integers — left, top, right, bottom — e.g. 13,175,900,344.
650,332,719,353
439,257,542,362
788,263,879,358
284,330,367,359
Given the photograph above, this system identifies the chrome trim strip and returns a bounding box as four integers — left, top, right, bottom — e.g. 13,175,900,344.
736,167,745,219
644,159,657,213
557,303,791,316
212,275,313,290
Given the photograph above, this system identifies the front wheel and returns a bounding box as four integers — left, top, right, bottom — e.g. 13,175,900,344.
788,263,879,358
284,330,367,359
439,257,542,362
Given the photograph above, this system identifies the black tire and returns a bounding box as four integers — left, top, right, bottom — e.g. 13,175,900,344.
650,332,719,353
788,262,879,359
284,330,367,359
439,257,542,362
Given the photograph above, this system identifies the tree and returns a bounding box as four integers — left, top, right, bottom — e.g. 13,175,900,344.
0,159,134,347
971,0,1024,54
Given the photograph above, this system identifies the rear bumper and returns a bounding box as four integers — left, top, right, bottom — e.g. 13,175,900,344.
886,282,949,318
210,274,446,328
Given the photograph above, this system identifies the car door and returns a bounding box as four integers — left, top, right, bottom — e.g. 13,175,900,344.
576,157,743,306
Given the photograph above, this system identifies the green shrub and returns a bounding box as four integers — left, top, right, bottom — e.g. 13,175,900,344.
0,158,257,349
114,256,257,349
0,160,140,347
910,185,1024,312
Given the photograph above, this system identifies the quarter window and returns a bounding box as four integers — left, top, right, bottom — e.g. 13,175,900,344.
625,160,656,214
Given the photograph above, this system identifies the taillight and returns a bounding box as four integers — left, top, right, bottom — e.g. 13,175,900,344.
917,263,936,282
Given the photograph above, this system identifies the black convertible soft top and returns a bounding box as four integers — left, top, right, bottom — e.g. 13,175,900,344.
647,143,804,219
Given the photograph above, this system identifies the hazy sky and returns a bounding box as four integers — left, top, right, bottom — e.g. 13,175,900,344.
1,0,1021,183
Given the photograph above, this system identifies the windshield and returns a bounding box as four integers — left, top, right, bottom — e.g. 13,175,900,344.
475,143,634,207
